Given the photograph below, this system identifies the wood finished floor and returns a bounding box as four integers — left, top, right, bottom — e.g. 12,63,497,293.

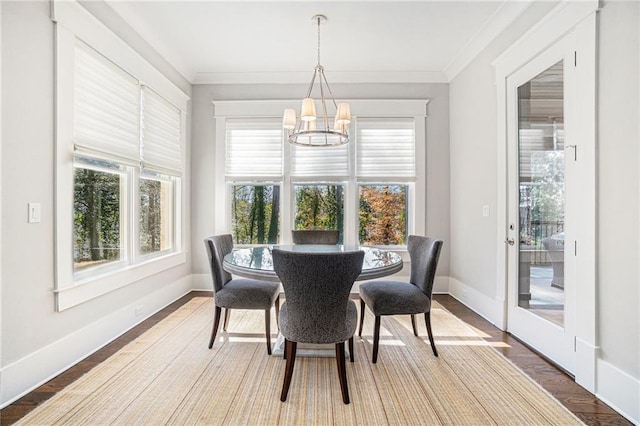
0,292,632,425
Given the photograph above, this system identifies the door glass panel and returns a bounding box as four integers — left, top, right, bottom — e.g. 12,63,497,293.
517,60,565,326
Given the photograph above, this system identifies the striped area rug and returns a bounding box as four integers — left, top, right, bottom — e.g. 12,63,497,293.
16,297,582,425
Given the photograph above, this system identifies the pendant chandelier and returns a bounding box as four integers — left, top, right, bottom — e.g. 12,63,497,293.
282,15,351,147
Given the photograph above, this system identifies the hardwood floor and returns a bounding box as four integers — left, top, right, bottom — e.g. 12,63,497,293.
0,292,631,425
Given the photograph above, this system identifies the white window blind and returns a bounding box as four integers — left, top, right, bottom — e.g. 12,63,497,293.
225,118,283,179
356,118,415,179
290,143,349,178
141,86,182,175
73,40,140,165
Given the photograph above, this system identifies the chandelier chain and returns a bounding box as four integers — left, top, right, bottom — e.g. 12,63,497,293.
316,16,321,66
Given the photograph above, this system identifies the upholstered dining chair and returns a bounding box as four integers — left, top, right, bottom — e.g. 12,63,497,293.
272,248,364,404
358,235,443,363
204,235,280,355
291,229,340,245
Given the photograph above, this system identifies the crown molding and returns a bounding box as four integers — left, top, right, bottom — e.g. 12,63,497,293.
192,71,448,85
444,0,534,81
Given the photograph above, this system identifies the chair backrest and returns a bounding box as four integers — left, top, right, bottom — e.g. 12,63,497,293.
204,234,234,293
272,249,364,344
408,235,443,297
291,229,340,245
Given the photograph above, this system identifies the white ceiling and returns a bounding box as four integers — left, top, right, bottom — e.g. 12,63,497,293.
105,1,534,84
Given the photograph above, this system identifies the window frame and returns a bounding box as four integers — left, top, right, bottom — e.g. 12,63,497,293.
214,100,427,249
53,1,189,311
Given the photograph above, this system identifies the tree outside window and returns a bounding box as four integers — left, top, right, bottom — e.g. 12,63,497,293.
294,184,344,242
359,185,407,246
73,166,122,271
140,176,173,255
232,184,280,244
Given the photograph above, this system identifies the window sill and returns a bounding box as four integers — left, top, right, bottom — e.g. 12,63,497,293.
54,251,187,311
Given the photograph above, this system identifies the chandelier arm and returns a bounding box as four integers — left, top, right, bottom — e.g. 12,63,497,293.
321,69,340,111
318,69,330,131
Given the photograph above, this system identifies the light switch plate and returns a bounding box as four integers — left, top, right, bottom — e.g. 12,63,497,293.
28,203,41,223
482,205,490,217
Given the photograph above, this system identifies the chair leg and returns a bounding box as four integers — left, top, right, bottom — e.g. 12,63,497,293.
223,308,231,331
372,316,381,364
209,306,222,349
274,295,280,331
348,336,354,363
280,339,297,402
358,298,366,337
425,311,438,357
335,341,350,404
411,314,418,336
265,309,272,355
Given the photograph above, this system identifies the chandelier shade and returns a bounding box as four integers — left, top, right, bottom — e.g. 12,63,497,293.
283,15,351,147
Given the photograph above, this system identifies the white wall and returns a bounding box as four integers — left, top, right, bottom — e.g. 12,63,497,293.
190,83,451,285
597,0,640,382
450,0,639,422
449,2,557,304
0,0,193,406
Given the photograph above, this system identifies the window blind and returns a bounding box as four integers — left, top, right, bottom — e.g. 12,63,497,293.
73,40,140,165
356,118,415,179
225,118,283,178
141,86,182,175
290,143,349,178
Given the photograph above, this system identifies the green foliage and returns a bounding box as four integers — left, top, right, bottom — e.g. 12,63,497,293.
294,185,344,235
232,185,279,244
139,179,162,254
73,167,121,267
530,151,565,223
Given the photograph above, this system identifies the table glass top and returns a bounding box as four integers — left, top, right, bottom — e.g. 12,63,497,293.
224,245,402,272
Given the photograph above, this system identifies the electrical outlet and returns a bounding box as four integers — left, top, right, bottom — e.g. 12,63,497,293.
135,305,144,317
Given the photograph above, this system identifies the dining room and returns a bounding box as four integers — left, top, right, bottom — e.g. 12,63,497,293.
1,0,639,424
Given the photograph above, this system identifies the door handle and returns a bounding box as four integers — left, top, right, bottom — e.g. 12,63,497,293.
505,238,515,246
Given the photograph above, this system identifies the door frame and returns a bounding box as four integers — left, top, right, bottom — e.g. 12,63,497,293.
506,37,575,373
494,1,598,391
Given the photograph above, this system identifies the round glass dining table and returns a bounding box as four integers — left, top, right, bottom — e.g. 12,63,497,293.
223,245,403,282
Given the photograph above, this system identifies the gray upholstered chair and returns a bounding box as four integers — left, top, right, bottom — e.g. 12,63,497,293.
291,229,340,245
272,248,364,404
204,235,280,355
358,235,443,363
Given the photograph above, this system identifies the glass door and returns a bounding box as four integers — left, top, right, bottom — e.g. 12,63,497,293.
506,36,575,373
517,60,565,326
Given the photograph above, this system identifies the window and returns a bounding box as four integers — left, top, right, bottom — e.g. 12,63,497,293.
139,172,175,255
218,102,425,248
359,184,408,245
55,6,189,310
73,158,124,273
71,39,182,274
231,184,280,244
294,184,345,243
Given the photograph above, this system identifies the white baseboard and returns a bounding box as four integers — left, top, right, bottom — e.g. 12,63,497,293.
192,273,212,291
575,337,598,393
448,277,505,329
596,359,640,425
0,275,193,408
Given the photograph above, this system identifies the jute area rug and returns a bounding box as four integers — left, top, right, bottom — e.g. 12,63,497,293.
17,297,582,425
